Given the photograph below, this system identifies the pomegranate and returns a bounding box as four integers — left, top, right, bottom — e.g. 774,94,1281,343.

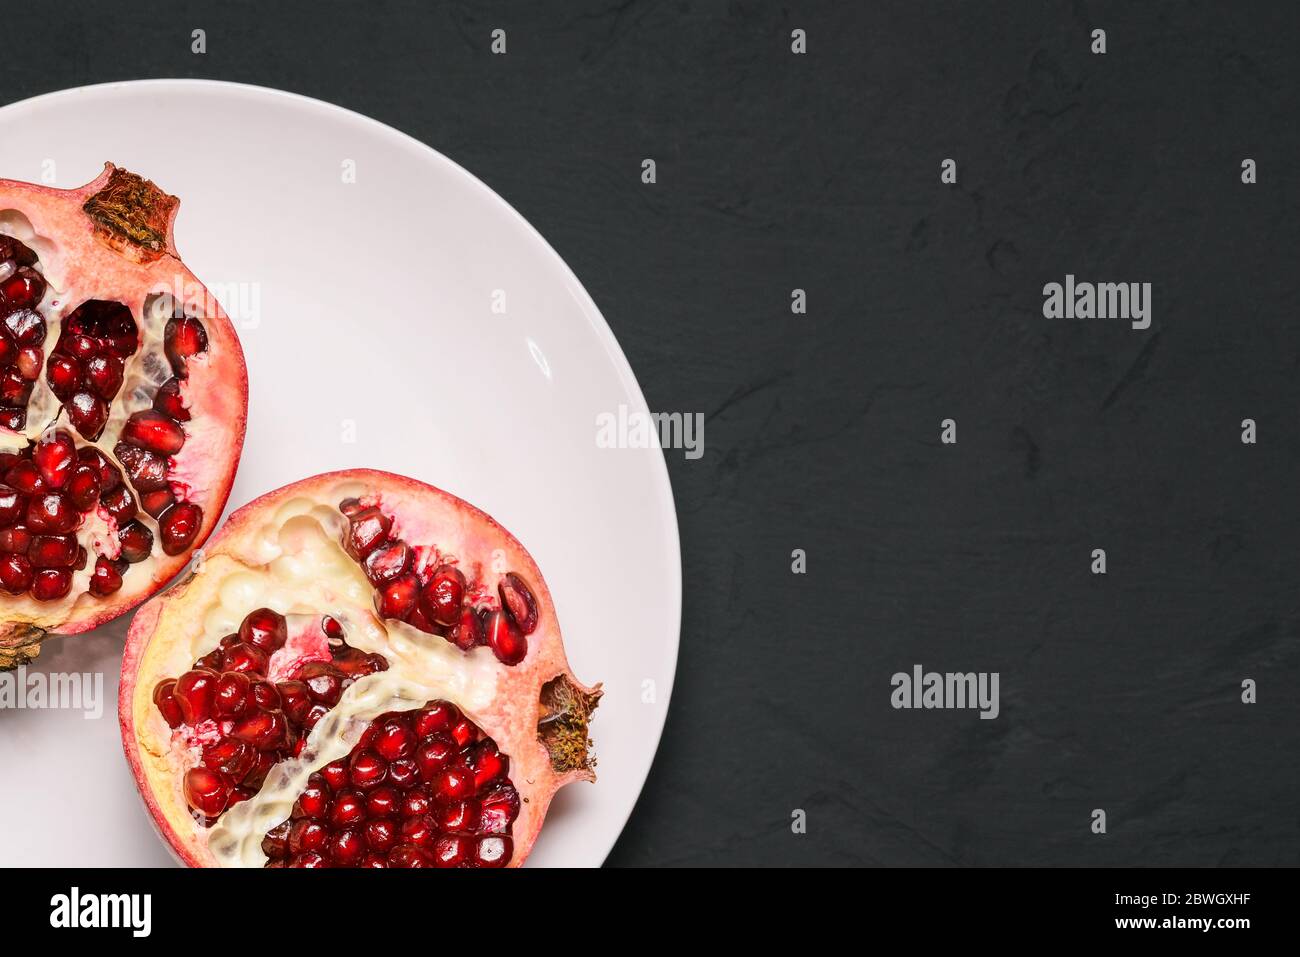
120,470,600,867
0,164,248,665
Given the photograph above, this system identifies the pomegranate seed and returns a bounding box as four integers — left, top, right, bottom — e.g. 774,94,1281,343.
30,567,72,601
202,738,256,781
293,782,331,820
151,377,190,421
262,821,290,858
387,758,418,788
113,442,168,491
421,564,466,625
484,609,527,665
328,828,365,866
1,268,45,308
152,679,184,728
401,789,432,818
0,553,32,593
244,751,277,789
163,316,208,375
289,851,326,868
78,446,120,490
173,669,219,724
31,431,75,490
321,760,349,791
0,527,31,554
158,501,202,555
440,799,480,832
450,717,476,749
478,784,521,834
365,786,399,817
45,354,81,395
139,488,175,519
0,484,22,525
26,492,78,533
348,750,388,790
432,766,475,802
4,460,42,495
3,308,45,345
362,539,411,586
299,664,342,705
183,767,232,817
239,607,287,652
250,681,281,710
28,534,77,568
99,485,137,523
415,733,455,782
373,719,415,761
117,520,154,562
289,819,329,854
376,574,419,619
67,391,109,440
448,606,485,650
432,834,469,868
399,815,435,848
277,680,312,723
214,672,252,716
474,835,512,868
386,845,430,868
469,741,507,789
321,615,344,640
361,854,387,869
329,789,366,828
302,703,330,731
83,355,123,399
221,641,268,675
345,508,390,559
122,411,186,455
231,710,288,750
413,702,456,737
88,557,125,596
364,819,397,852
66,464,101,510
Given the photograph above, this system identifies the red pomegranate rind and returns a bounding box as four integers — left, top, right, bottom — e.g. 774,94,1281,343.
120,470,599,868
0,164,248,667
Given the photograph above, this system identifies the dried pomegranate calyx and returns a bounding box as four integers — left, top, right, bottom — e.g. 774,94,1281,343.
81,165,179,262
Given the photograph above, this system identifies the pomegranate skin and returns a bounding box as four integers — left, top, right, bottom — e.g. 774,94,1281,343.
0,164,248,665
119,470,599,868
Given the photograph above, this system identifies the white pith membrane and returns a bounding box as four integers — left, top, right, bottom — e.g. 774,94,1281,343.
124,472,600,868
0,165,247,656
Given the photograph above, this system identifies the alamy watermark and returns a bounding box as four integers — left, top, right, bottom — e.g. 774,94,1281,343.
1043,274,1151,330
891,664,1000,719
0,667,104,719
163,276,262,330
596,404,704,460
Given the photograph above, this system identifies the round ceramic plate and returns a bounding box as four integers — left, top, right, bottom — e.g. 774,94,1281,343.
0,80,680,867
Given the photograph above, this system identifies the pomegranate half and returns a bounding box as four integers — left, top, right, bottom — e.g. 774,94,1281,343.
120,470,600,868
0,164,248,665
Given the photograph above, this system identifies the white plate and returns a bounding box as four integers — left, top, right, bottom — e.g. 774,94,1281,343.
0,80,680,867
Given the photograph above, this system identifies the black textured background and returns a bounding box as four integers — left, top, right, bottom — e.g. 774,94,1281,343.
6,1,1299,866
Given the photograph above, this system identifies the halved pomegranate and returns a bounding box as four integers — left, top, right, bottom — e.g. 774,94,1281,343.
0,164,248,665
120,470,600,868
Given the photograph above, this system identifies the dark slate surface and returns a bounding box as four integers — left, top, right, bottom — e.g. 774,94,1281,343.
5,1,1298,866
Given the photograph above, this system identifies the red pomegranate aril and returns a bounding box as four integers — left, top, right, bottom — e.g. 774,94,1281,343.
415,733,455,781
399,815,435,848
345,508,390,559
376,574,419,619
158,501,202,555
478,785,521,835
432,834,469,868
262,821,290,858
45,354,81,395
220,641,267,675
449,607,485,651
239,607,288,652
387,758,418,788
164,316,209,375
231,710,287,750
362,539,411,586
302,703,330,731
299,664,342,705
214,672,251,716
373,719,415,761
401,789,432,818
122,411,186,455
278,681,312,723
3,308,45,345
328,829,365,866
0,484,21,525
244,751,277,789
387,845,430,868
329,790,366,828
432,766,475,802
203,738,256,781
250,681,280,710
78,446,120,491
117,521,154,562
15,346,42,381
152,378,190,421
173,669,219,724
114,443,168,491
365,786,399,817
4,460,41,495
321,760,349,791
348,750,388,790
289,819,329,854
0,553,33,593
66,464,101,510
32,431,75,490
183,767,232,818
88,557,125,597
26,492,78,533
364,819,397,852
152,679,184,728
0,527,31,553
290,851,326,868
470,741,507,788
484,609,527,665
474,835,512,868
67,391,109,441
413,702,456,736
31,567,72,601
450,717,476,748
84,354,125,399
99,485,138,523
139,488,175,519
420,564,466,626
321,614,344,640
28,534,77,568
293,782,331,820
1,267,45,308
440,800,479,832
